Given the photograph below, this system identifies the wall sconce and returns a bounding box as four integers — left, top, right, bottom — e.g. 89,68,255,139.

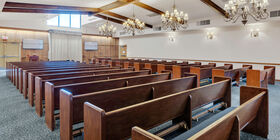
206,32,214,40
250,29,260,37
168,35,175,42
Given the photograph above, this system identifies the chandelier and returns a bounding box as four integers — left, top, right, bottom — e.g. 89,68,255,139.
98,19,117,37
123,6,145,36
224,0,269,25
161,0,189,31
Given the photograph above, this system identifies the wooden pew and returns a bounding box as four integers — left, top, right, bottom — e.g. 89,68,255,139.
15,62,106,89
172,63,215,79
188,64,232,87
240,65,253,78
247,66,275,88
134,62,147,71
26,67,117,104
131,86,268,140
27,68,131,106
45,73,171,130
12,61,97,86
18,65,109,94
145,61,188,74
83,77,231,140
212,64,252,86
60,76,197,140
35,70,150,117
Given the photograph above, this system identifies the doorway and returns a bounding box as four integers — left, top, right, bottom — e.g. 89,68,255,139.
119,45,127,59
0,41,21,68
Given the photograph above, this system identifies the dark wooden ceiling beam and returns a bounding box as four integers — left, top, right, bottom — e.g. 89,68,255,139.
201,0,228,18
4,2,99,12
133,1,164,15
2,8,93,15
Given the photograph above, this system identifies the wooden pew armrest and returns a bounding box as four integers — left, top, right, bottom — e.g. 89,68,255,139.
132,127,163,140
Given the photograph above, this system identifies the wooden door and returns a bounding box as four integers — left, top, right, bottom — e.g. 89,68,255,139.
119,45,127,59
0,41,20,68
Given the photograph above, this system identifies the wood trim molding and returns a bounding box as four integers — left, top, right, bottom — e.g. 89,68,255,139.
0,26,119,38
128,57,280,66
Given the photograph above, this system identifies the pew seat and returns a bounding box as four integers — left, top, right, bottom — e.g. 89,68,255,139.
172,107,236,140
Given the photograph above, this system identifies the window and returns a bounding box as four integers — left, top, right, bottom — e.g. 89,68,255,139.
47,16,59,26
71,14,81,28
47,14,81,28
59,14,70,27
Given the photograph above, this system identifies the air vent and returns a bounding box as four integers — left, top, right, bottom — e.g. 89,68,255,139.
153,26,162,31
120,31,126,35
270,10,280,17
197,20,211,26
147,13,160,17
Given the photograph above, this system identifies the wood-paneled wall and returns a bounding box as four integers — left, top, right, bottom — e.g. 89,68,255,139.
0,28,119,63
0,29,49,62
82,35,119,64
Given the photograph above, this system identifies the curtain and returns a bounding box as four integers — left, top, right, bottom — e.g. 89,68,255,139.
48,30,82,61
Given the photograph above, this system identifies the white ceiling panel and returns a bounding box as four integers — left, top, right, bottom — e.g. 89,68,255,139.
140,0,220,20
110,4,161,25
0,0,6,12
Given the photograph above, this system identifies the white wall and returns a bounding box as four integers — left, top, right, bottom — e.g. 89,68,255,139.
120,21,280,79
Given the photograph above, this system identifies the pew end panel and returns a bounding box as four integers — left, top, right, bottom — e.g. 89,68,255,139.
264,66,275,85
28,73,35,106
145,63,152,71
157,64,165,74
246,69,261,88
190,67,201,87
60,89,74,140
84,102,106,140
172,65,182,79
134,62,140,71
240,86,269,138
212,69,225,82
35,76,44,117
22,70,28,97
124,61,130,68
45,82,55,131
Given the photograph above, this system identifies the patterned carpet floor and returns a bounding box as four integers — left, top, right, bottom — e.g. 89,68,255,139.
0,70,279,140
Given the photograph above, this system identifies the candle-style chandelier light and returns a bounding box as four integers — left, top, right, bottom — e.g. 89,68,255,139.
224,0,269,25
98,18,117,37
161,0,189,31
122,6,145,36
